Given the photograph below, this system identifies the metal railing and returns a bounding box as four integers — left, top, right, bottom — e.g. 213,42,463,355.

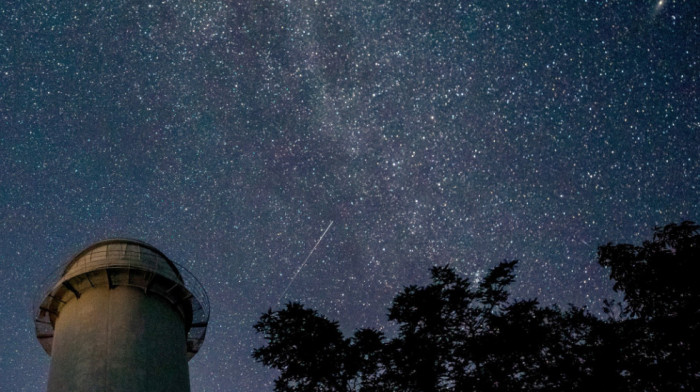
33,244,210,360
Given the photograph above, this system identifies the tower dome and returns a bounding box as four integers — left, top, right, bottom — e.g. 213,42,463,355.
34,239,209,392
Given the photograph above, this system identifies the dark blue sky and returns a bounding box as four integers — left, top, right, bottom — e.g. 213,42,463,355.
1,1,697,390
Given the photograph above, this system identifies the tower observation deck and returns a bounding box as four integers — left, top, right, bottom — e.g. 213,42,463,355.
34,239,209,392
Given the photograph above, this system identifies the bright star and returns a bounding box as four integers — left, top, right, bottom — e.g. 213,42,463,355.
654,0,666,14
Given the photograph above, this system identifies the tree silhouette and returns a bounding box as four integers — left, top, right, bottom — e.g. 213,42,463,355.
599,220,699,320
597,220,699,391
254,222,699,391
253,303,351,391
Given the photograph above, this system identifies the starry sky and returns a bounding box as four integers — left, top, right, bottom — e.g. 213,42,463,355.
0,0,697,391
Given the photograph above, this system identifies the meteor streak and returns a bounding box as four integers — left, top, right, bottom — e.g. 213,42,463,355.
277,220,334,305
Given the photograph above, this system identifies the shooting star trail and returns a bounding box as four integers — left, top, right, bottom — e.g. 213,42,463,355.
277,220,334,305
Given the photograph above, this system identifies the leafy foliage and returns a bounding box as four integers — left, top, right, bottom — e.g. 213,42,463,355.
253,303,351,391
598,220,699,320
597,220,699,391
254,222,699,391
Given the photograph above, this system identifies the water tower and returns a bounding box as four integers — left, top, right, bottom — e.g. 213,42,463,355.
34,239,209,392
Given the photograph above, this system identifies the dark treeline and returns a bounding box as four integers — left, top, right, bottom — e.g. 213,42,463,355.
253,221,699,391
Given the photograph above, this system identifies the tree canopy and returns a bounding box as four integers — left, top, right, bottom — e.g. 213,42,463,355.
254,221,699,391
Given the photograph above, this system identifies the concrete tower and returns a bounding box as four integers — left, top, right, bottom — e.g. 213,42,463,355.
34,239,209,392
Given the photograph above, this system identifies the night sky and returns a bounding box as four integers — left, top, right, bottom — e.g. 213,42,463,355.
0,0,697,391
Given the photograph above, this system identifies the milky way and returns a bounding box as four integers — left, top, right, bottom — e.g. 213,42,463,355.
0,1,697,391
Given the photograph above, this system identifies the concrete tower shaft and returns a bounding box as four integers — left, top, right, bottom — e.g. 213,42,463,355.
34,239,209,392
